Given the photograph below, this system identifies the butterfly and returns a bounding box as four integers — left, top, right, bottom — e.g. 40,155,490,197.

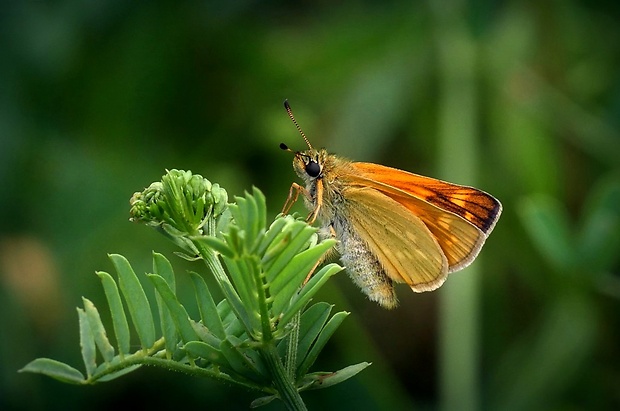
280,101,502,308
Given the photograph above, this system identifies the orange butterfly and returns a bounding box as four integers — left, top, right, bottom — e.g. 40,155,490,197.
281,101,502,308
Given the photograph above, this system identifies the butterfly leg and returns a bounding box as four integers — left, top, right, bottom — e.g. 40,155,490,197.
282,180,323,225
305,178,323,225
282,182,308,215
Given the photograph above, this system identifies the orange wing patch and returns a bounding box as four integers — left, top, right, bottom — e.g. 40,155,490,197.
346,162,502,271
349,162,502,235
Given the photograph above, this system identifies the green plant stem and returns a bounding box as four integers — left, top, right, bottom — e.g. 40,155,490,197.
193,225,306,409
83,338,267,392
251,258,274,341
285,311,301,379
260,343,307,411
433,2,480,410
192,239,253,335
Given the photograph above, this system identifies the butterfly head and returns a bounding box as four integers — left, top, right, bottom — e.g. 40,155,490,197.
280,143,325,182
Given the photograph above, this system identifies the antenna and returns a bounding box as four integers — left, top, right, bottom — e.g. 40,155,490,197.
283,100,313,150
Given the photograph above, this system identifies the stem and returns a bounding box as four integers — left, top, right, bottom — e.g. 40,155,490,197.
285,311,301,379
192,238,254,335
433,1,480,410
260,343,307,411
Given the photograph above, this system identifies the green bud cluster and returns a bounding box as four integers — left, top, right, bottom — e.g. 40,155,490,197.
130,169,228,235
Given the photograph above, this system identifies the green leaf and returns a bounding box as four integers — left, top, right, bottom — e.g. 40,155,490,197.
263,223,315,277
297,311,349,377
109,254,156,349
220,337,268,383
153,252,176,288
191,321,223,348
221,255,261,331
229,194,260,252
152,253,179,357
97,364,143,382
195,236,234,258
189,272,226,340
96,271,130,356
19,358,85,384
184,341,228,368
252,187,267,242
191,238,252,335
518,196,574,271
295,303,332,371
279,263,343,329
254,215,291,258
77,307,96,378
148,274,199,343
231,189,266,252
216,300,246,338
82,298,115,363
250,395,277,408
270,239,336,318
300,362,371,391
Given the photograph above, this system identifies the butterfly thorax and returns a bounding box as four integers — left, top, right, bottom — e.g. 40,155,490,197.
292,148,399,308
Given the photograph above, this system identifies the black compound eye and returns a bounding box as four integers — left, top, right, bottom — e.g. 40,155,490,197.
305,161,321,177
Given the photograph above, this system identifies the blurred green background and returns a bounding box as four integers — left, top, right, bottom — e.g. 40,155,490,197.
2,1,619,410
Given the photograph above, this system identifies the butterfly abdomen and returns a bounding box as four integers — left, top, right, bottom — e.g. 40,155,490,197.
332,216,398,309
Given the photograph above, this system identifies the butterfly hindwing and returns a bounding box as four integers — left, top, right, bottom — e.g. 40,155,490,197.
343,186,449,291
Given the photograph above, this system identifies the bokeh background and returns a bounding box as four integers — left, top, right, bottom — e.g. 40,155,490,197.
2,1,619,410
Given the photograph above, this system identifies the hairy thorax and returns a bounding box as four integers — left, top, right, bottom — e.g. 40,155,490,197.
305,155,398,308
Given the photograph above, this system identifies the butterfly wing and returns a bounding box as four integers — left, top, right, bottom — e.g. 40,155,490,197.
347,162,502,272
343,186,449,291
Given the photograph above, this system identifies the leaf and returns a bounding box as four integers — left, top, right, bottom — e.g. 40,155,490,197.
263,222,315,278
19,358,85,384
217,300,246,338
109,254,156,349
220,337,268,383
252,187,267,243
189,272,226,340
295,303,332,372
184,341,228,368
148,274,199,343
299,362,371,391
97,364,143,382
270,239,336,318
153,252,176,288
191,238,252,335
82,298,115,363
254,216,290,258
279,264,343,328
518,196,574,271
195,236,234,258
250,395,277,408
78,307,96,378
297,311,349,378
96,271,130,356
221,255,261,330
153,253,179,356
191,321,223,347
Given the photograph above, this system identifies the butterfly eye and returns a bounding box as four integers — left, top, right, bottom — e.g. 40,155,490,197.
305,160,321,177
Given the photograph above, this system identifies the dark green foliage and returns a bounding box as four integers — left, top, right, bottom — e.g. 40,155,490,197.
21,172,368,410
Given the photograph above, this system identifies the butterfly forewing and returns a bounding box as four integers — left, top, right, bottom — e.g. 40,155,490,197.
344,186,449,291
350,162,502,235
